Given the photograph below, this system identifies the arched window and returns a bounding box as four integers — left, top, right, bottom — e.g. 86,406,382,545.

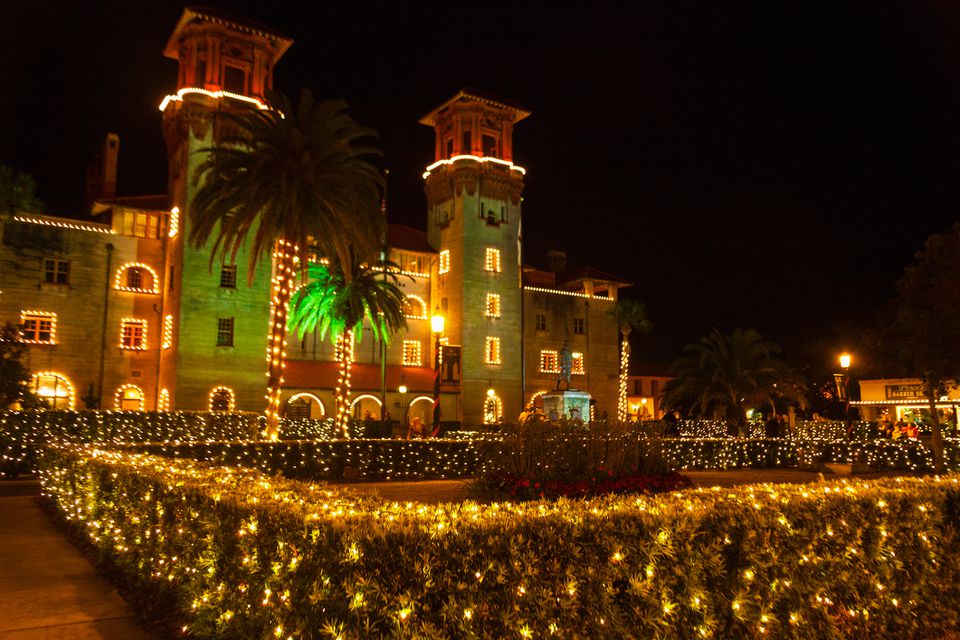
115,384,144,411
483,391,503,424
114,262,159,294
284,393,326,419
209,386,235,412
30,372,74,410
403,294,428,319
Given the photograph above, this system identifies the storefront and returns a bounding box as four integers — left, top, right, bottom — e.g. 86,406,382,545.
854,378,960,428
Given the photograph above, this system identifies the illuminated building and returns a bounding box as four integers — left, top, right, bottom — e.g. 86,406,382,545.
0,8,629,425
853,378,960,425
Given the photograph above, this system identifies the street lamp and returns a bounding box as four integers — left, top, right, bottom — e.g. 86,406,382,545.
431,308,445,435
398,382,408,429
835,352,853,436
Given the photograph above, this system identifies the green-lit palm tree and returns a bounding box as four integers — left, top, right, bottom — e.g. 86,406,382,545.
661,328,806,435
189,90,384,435
610,299,652,421
289,258,408,437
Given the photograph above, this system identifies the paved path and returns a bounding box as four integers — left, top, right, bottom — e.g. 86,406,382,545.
0,486,157,640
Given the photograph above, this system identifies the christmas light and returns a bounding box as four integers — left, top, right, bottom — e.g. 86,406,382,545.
422,154,527,179
402,340,422,366
523,286,617,300
484,337,501,364
208,386,236,412
438,250,450,275
159,87,270,112
485,293,501,318
485,248,502,273
158,389,171,411
28,372,75,410
114,262,160,294
19,310,57,344
12,214,114,234
162,315,174,349
403,294,428,319
168,206,180,238
114,384,145,411
119,318,148,350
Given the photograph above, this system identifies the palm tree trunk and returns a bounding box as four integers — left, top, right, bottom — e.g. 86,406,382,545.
264,240,296,439
335,329,355,438
618,329,630,421
924,377,944,473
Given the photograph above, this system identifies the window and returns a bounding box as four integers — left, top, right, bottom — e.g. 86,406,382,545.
20,311,56,344
402,340,422,366
483,392,502,424
439,250,450,274
44,259,69,285
573,318,585,335
31,372,74,409
120,319,147,350
485,248,501,273
209,386,235,412
485,293,500,318
116,384,144,411
127,268,143,289
462,130,472,154
535,314,547,331
572,352,585,375
223,66,246,94
540,350,559,374
217,317,234,347
220,264,237,288
485,337,501,365
162,315,174,349
403,295,427,319
482,134,497,157
119,210,163,239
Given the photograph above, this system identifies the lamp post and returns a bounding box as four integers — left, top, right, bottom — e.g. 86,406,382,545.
834,352,852,437
430,308,445,435
398,382,408,430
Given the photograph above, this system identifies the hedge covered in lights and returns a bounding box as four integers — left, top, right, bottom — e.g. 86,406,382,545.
125,439,485,481
41,446,960,639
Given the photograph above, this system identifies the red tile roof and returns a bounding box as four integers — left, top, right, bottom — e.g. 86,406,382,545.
285,361,437,394
388,224,435,253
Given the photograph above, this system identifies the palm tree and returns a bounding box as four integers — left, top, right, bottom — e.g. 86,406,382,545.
288,258,408,437
610,299,652,421
189,90,384,436
661,328,806,435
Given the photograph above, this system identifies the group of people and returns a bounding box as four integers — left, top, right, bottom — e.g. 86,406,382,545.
879,418,922,440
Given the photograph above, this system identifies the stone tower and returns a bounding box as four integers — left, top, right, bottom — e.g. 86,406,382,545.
421,89,529,425
160,8,292,411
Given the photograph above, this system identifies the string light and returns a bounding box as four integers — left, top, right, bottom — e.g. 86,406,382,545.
19,310,57,344
438,250,450,274
168,206,180,238
422,154,527,179
28,372,74,410
402,340,422,366
263,240,298,438
114,262,160,294
208,386,237,412
523,285,617,300
618,339,630,421
114,384,145,411
12,214,114,234
159,87,270,112
485,247,502,273
485,293,501,318
403,294,428,319
158,389,171,411
484,337,501,365
119,318,148,350
162,315,174,349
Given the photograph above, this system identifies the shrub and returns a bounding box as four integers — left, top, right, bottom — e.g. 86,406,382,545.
41,446,960,639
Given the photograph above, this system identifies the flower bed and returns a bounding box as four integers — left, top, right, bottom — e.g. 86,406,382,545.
41,446,960,639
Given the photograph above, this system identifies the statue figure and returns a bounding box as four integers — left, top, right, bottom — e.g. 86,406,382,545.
557,341,573,390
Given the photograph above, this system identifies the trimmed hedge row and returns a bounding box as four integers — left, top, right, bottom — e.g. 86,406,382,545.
42,446,960,639
126,439,485,481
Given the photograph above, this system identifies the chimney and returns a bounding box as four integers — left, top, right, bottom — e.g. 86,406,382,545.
85,133,119,212
546,249,567,273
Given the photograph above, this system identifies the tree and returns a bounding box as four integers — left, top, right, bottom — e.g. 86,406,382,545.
190,90,384,436
884,222,960,472
661,328,806,435
0,165,42,217
610,299,652,421
0,322,34,408
288,258,408,437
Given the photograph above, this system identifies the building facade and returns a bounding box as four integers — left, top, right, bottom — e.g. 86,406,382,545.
0,8,630,427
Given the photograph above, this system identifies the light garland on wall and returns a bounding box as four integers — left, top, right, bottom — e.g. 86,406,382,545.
484,391,503,424
158,389,170,411
208,386,237,412
422,154,527,179
485,293,501,318
438,250,450,274
485,248,502,273
571,352,585,375
162,315,174,349
485,337,502,365
119,318,148,351
12,214,114,234
114,262,160,294
29,372,75,410
158,87,270,112
523,286,616,300
402,340,422,367
540,350,559,374
19,310,57,344
114,384,145,411
618,341,629,421
168,206,180,238
286,393,326,418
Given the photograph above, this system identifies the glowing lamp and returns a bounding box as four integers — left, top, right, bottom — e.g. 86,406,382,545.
839,353,852,369
487,388,496,398
398,385,408,394
431,311,445,335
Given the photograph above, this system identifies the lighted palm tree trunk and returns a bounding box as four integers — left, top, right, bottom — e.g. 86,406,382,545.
618,330,630,421
334,329,355,437
264,239,297,438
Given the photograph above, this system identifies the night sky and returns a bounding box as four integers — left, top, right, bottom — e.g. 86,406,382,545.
3,1,960,365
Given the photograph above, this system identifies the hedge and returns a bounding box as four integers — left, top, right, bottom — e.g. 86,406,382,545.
41,446,960,639
125,439,486,481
